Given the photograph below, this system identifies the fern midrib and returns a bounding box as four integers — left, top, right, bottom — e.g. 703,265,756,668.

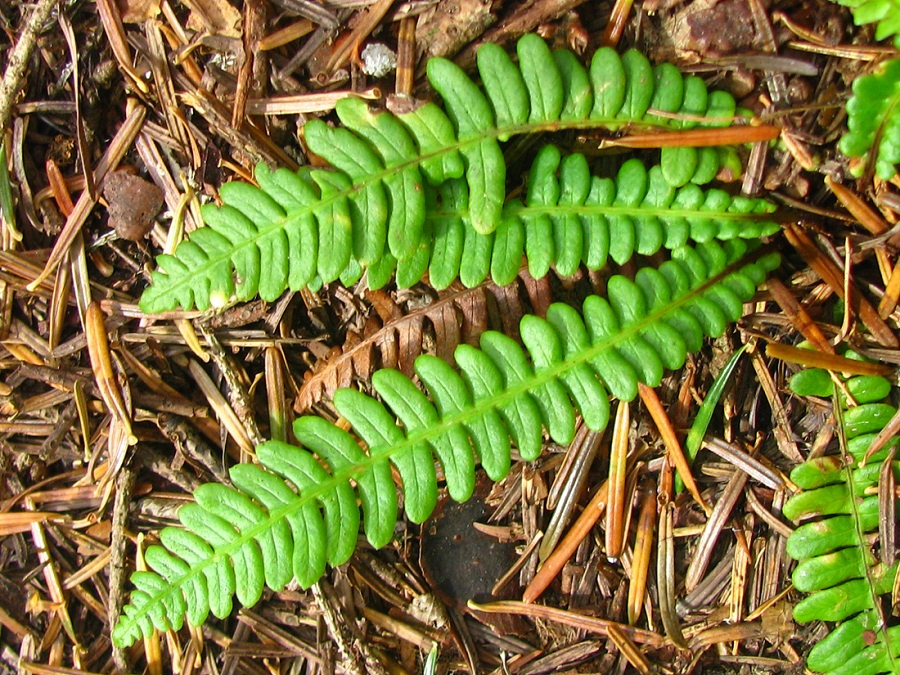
151,114,743,306
119,249,769,638
430,204,775,222
834,400,900,671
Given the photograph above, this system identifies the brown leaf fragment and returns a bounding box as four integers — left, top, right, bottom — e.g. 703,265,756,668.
117,0,161,23
295,275,548,413
185,0,242,38
103,171,164,241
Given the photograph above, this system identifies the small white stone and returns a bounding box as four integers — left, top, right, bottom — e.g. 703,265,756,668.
361,43,397,78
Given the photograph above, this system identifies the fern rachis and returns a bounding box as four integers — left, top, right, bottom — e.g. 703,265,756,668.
114,241,780,646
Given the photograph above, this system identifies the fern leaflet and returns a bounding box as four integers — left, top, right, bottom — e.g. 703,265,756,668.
113,240,780,647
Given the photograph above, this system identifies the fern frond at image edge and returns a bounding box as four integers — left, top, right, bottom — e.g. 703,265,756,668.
786,368,900,675
840,58,900,181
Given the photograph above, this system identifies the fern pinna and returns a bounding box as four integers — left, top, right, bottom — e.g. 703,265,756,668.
138,33,778,314
840,58,900,181
785,368,900,675
114,240,780,646
832,0,900,46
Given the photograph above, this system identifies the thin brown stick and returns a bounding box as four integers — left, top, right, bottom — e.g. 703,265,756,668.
785,223,899,348
602,125,781,148
522,478,610,603
468,600,666,647
0,0,60,137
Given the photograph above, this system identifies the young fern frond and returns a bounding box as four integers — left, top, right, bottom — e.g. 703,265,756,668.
840,58,900,180
785,370,900,675
114,240,780,647
139,33,767,313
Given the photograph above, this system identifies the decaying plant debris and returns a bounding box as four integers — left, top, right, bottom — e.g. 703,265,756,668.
0,0,899,673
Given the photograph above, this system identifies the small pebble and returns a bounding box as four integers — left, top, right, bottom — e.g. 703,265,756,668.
103,171,164,242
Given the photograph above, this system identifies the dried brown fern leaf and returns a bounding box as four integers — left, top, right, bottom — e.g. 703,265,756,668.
293,272,552,413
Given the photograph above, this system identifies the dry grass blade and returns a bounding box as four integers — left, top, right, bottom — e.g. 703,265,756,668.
188,359,254,455
265,346,290,443
601,0,634,47
84,302,136,446
627,480,656,626
0,511,68,536
362,607,438,653
523,478,610,603
765,342,893,375
246,88,380,115
468,600,666,647
685,468,748,592
540,425,604,561
766,277,834,354
730,517,752,630
824,175,891,236
602,125,780,148
639,382,710,514
880,447,896,566
607,623,653,674
94,0,149,93
702,437,785,490
657,498,687,647
26,498,79,650
258,18,315,50
395,17,416,97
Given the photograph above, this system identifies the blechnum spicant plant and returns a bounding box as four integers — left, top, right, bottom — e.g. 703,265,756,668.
116,240,781,646
117,34,783,647
785,366,900,674
138,32,780,314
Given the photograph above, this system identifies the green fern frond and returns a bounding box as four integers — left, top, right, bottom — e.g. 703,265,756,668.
840,58,900,180
139,33,768,313
834,0,900,46
114,240,780,647
785,370,900,675
140,149,778,312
